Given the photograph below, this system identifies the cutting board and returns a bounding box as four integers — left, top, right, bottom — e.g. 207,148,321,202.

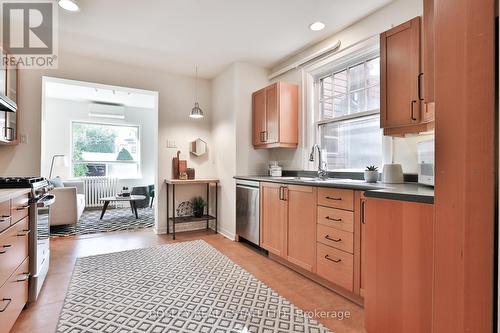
172,151,187,179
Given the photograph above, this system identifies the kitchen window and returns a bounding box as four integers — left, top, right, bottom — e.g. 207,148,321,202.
317,56,382,170
71,122,141,178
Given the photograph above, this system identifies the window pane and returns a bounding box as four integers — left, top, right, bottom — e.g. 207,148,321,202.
349,63,365,91
321,99,334,119
366,58,380,86
72,122,140,178
321,76,333,100
108,163,139,178
349,91,366,114
333,70,347,95
333,94,348,118
321,115,382,170
367,86,380,111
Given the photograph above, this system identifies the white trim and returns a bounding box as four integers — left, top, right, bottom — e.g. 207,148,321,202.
217,227,236,241
269,40,341,80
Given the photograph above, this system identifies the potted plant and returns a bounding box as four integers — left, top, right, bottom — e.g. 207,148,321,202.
364,165,379,183
192,196,206,218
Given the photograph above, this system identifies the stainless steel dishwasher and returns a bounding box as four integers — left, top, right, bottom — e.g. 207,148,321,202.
236,179,260,246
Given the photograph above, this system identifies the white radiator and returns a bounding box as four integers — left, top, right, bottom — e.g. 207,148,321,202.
82,177,118,208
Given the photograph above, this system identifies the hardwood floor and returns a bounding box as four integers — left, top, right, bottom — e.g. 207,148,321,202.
11,229,365,333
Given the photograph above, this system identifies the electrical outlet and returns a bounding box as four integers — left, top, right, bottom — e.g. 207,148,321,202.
166,140,177,148
20,134,28,144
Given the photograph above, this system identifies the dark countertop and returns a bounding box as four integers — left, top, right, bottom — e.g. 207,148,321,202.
234,175,434,204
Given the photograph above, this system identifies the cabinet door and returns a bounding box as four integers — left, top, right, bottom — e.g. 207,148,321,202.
364,198,433,333
260,182,286,256
422,0,435,123
252,88,266,146
286,185,316,271
380,17,421,129
265,83,279,144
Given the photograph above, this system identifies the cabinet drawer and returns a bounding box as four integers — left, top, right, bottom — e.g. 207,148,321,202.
10,194,28,224
317,243,353,291
0,218,29,286
317,224,353,254
0,257,29,333
317,188,354,211
317,206,354,232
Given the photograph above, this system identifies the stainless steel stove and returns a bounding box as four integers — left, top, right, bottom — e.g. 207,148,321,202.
0,177,54,303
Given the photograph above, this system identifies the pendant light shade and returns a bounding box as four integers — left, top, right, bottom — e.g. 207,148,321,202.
58,0,79,11
190,103,204,118
190,66,204,119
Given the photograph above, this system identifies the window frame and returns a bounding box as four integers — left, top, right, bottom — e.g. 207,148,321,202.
70,120,142,179
313,47,382,171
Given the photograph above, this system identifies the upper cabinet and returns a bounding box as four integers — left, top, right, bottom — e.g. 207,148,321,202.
380,0,435,136
252,82,298,148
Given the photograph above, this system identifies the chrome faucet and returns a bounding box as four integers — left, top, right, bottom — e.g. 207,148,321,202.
309,144,328,179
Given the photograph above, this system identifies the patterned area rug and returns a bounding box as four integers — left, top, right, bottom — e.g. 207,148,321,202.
50,207,154,237
57,240,331,333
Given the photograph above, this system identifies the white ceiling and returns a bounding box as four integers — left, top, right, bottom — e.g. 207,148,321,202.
45,80,156,108
58,0,393,78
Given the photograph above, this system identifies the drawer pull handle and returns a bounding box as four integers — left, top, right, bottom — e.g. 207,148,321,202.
325,216,342,222
325,196,342,201
0,298,11,312
17,229,30,237
0,244,12,254
325,235,342,242
16,205,29,210
16,273,30,282
324,255,342,263
1,215,10,218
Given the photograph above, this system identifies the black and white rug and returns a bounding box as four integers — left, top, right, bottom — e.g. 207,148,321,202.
57,240,331,333
50,207,154,237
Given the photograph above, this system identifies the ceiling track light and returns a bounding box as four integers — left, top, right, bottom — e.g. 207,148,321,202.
58,0,80,12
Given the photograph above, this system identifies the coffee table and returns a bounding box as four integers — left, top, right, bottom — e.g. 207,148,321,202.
99,195,147,219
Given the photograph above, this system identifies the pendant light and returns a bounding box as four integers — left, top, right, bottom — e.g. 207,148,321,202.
58,0,80,11
190,66,204,119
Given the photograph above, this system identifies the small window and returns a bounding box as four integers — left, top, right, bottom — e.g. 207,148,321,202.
72,122,140,178
317,56,382,170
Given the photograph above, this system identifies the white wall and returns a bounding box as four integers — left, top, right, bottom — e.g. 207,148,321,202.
0,51,215,234
42,97,156,189
269,0,433,174
211,62,270,239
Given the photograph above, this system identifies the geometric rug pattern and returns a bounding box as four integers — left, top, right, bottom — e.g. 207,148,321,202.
56,240,332,333
50,207,154,237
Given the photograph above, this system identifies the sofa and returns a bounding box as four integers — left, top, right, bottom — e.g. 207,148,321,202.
50,180,86,226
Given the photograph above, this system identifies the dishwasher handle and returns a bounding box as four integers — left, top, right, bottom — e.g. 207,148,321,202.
236,184,260,191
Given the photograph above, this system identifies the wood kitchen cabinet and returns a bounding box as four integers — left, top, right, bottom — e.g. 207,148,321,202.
286,185,316,271
364,198,433,333
259,182,287,256
252,82,298,149
381,7,435,136
260,183,317,270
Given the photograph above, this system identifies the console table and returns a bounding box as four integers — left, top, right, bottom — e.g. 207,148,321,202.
165,179,219,239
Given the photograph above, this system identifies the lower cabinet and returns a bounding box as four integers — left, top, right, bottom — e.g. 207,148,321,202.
260,183,287,256
260,182,365,304
0,194,30,333
286,185,317,272
364,197,433,333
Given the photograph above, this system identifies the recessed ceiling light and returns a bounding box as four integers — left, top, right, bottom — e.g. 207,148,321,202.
58,0,79,12
309,21,326,31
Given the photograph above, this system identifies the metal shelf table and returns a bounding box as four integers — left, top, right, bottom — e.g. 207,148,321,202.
165,179,219,240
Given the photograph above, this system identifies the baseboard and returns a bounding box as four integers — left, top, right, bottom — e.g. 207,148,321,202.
154,225,168,234
217,227,235,241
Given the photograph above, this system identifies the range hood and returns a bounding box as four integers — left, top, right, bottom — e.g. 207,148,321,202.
0,94,17,112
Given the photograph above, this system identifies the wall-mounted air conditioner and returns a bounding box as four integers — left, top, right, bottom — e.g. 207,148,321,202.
88,101,126,119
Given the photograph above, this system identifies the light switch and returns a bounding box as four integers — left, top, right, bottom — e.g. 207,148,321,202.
166,140,177,148
20,134,28,144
